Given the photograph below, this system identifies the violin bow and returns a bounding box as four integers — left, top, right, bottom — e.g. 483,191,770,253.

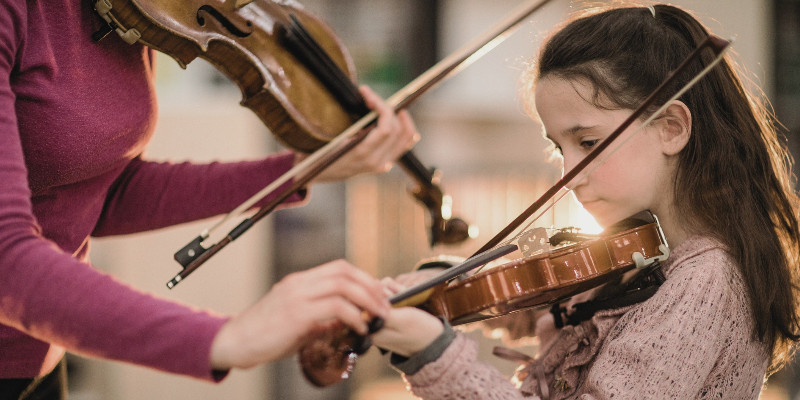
472,34,733,257
168,0,555,288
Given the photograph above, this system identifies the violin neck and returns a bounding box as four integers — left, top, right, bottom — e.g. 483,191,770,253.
399,152,436,187
282,14,368,117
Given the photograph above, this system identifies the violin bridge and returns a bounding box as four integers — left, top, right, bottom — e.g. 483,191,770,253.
518,227,550,257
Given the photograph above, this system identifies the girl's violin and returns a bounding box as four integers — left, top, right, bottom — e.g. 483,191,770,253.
421,212,669,326
298,212,669,387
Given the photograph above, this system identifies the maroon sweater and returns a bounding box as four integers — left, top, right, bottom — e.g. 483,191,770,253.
1,0,304,379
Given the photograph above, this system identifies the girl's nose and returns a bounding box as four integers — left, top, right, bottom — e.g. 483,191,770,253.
562,153,594,191
561,156,581,190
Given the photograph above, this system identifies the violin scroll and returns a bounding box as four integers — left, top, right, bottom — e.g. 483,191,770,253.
299,316,384,387
406,166,474,246
298,324,364,387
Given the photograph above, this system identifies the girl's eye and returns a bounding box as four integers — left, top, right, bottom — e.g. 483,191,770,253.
579,139,600,149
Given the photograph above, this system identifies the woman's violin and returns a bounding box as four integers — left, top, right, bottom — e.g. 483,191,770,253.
298,211,669,387
91,0,476,281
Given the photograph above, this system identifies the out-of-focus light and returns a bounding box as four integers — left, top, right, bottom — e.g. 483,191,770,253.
575,205,603,234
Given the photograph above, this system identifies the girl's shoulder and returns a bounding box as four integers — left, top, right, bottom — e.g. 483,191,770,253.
637,235,752,331
586,236,769,399
662,235,738,286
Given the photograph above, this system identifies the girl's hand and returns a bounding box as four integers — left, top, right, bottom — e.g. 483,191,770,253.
370,277,444,358
209,260,390,370
301,86,419,183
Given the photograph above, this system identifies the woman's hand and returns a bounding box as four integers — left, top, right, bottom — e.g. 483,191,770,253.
209,260,390,370
370,277,444,358
301,85,419,183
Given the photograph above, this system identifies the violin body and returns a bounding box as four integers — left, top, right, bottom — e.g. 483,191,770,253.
95,0,473,253
94,0,356,152
423,221,667,325
300,213,669,387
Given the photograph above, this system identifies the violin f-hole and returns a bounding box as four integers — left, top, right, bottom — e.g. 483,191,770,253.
196,5,253,37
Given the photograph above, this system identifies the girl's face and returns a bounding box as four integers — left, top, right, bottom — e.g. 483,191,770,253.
534,76,677,228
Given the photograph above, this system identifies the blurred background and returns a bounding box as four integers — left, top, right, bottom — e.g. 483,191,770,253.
70,0,798,399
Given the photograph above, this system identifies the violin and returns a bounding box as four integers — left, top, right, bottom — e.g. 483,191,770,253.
298,212,669,387
421,213,669,325
91,0,475,284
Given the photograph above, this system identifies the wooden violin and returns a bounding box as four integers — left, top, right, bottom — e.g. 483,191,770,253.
420,213,669,325
91,0,481,286
298,212,669,387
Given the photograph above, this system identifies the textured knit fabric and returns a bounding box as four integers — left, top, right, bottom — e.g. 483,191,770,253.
400,236,769,399
0,0,305,380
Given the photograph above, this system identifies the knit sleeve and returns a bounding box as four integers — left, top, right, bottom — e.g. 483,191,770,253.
92,152,307,236
401,332,540,400
576,249,754,398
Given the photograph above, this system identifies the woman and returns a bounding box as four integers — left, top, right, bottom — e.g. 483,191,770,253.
0,0,417,397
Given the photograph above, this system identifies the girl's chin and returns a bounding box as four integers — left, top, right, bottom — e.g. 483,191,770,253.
583,206,632,229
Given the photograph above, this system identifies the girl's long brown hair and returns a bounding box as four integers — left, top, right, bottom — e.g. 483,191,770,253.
528,3,800,374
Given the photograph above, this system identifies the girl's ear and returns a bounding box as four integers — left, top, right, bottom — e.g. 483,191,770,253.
657,100,692,156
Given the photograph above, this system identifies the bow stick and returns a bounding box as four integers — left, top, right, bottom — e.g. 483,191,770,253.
168,0,556,288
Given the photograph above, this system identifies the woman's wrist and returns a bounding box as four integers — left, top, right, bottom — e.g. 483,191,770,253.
209,321,235,370
209,317,248,371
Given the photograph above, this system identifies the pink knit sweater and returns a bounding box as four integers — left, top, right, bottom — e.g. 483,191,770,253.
1,0,304,380
401,236,769,399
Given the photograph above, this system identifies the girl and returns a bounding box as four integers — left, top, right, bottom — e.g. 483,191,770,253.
372,3,800,399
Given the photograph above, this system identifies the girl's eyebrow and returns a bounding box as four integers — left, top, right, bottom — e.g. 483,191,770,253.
546,124,596,142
